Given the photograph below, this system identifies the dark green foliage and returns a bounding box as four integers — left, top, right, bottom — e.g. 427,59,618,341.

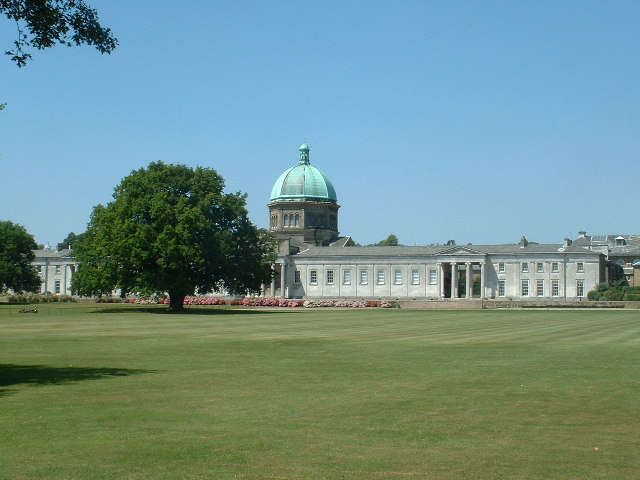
57,231,84,251
72,161,275,310
0,220,41,293
588,281,640,301
372,234,399,246
0,0,117,67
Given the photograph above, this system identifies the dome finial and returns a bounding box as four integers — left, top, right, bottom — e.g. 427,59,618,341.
299,142,310,164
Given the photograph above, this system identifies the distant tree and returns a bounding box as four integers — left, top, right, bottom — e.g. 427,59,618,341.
57,231,84,251
446,239,456,246
0,0,117,67
72,161,275,310
373,234,400,246
0,220,41,293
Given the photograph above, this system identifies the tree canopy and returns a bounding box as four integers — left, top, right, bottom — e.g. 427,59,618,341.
72,162,275,310
0,220,41,293
372,234,400,246
0,0,117,67
57,231,83,251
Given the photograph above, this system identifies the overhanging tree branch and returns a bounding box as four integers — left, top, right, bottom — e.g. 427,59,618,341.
0,0,117,67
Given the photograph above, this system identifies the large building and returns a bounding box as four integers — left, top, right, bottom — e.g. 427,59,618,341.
269,144,605,301
32,246,78,295
572,232,640,286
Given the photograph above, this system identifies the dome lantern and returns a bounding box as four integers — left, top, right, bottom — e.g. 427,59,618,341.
299,143,310,165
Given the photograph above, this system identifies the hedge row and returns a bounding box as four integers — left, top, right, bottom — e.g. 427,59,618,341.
7,294,75,304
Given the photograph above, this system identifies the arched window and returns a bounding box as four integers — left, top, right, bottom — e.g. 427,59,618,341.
294,214,300,227
283,214,289,227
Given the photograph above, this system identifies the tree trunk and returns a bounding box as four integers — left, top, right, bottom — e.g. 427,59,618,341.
168,293,185,312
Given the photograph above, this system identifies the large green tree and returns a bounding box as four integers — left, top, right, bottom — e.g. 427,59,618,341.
0,0,117,67
0,220,41,293
72,161,275,310
372,234,400,246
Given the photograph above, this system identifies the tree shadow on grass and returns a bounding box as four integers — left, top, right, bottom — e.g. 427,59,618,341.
0,364,156,397
93,306,300,315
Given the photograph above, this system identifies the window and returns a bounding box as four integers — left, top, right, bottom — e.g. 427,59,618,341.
294,271,301,284
521,263,529,273
54,280,61,294
394,269,402,284
498,280,506,297
552,262,559,273
283,214,288,227
429,269,437,284
498,262,505,273
577,262,584,273
343,270,351,285
536,262,544,273
377,270,385,285
521,280,529,296
412,269,420,285
294,214,300,227
359,270,368,285
537,280,544,297
326,270,334,285
552,280,559,297
310,270,317,285
55,265,61,274
576,279,585,297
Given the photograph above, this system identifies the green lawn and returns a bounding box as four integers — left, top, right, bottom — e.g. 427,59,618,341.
1,304,639,479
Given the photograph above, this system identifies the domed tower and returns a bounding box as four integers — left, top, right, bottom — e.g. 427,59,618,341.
268,143,340,249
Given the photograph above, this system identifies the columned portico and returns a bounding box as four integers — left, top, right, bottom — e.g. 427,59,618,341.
440,253,487,299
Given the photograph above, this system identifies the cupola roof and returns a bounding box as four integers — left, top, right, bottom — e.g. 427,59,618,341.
270,144,337,204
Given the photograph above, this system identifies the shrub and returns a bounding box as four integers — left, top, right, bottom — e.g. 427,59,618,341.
95,297,126,303
601,289,625,301
8,293,75,304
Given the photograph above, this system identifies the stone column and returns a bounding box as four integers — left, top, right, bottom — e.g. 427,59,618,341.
466,262,472,299
450,262,457,298
437,262,443,298
270,265,277,297
280,262,287,299
480,262,486,298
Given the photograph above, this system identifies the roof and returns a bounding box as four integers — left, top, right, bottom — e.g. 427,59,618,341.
33,248,74,259
270,144,337,204
293,243,599,259
573,234,640,256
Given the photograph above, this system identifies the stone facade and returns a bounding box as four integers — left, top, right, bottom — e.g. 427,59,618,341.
273,243,604,301
269,145,606,301
32,247,79,295
572,232,640,286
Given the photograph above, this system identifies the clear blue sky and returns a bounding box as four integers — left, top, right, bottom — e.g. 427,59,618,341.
1,1,638,247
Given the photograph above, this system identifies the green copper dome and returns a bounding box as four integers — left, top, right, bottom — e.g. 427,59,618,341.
270,144,337,204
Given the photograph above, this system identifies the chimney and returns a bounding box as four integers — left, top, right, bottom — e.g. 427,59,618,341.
519,236,528,248
578,230,587,238
564,238,572,247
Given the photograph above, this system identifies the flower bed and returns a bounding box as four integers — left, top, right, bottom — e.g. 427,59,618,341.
122,296,392,308
239,298,393,308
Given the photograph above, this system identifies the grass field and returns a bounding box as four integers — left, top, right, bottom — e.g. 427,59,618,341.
1,304,639,479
